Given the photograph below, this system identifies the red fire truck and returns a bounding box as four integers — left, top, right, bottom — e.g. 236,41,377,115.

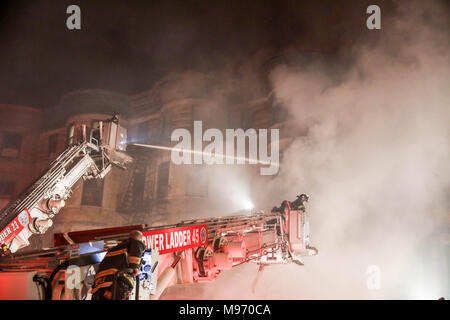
0,207,317,300
0,118,317,299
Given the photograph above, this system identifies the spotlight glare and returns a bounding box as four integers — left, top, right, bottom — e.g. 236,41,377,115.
243,201,254,211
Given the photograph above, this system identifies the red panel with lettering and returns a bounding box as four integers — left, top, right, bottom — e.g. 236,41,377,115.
142,224,208,254
0,209,31,246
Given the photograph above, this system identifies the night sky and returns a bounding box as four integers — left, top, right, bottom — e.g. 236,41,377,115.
0,0,393,108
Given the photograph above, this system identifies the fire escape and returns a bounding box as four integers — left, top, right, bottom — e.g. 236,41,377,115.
118,145,153,224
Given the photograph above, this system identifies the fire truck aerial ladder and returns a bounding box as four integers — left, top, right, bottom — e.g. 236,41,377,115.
0,119,130,255
0,206,318,300
0,116,318,300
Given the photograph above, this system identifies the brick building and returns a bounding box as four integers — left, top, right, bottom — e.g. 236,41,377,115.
1,60,448,298
0,50,340,249
0,104,42,211
0,62,291,249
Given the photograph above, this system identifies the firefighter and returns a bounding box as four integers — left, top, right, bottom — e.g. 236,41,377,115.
271,194,309,214
271,200,288,214
270,194,309,236
292,194,309,212
107,112,120,125
91,230,146,300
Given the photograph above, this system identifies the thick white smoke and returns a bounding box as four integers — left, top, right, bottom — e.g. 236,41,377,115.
262,1,450,299
162,1,449,299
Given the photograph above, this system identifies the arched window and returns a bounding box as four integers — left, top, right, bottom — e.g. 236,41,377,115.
0,132,22,158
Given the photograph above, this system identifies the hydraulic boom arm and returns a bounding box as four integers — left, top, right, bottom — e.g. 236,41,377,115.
0,120,130,254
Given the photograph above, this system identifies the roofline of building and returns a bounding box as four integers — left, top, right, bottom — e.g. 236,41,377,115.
0,103,41,113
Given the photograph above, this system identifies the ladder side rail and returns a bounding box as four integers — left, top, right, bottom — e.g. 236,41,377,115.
14,168,65,213
19,150,99,214
0,143,87,217
7,166,66,216
47,143,80,168
0,163,66,217
185,214,279,232
58,155,97,190
179,212,279,226
0,168,66,229
5,142,90,214
0,143,95,230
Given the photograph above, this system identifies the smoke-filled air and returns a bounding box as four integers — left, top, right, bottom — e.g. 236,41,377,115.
172,0,449,299
1,0,447,301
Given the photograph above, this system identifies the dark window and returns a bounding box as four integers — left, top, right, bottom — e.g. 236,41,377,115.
185,167,208,197
149,119,161,144
227,110,240,128
138,121,150,143
0,132,22,158
0,181,15,195
157,161,170,199
241,111,253,130
272,105,289,124
81,179,104,206
192,105,211,128
132,167,146,204
48,134,58,156
160,116,171,141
